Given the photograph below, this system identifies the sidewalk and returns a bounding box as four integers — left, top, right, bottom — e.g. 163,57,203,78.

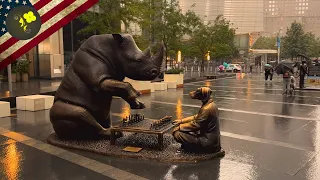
0,79,61,107
296,85,320,91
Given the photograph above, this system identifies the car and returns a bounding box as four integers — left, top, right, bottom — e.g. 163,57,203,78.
226,64,242,72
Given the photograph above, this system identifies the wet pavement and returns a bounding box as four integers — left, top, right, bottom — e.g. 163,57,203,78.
0,73,320,179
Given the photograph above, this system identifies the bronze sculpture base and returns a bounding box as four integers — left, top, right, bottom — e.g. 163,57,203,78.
47,133,225,163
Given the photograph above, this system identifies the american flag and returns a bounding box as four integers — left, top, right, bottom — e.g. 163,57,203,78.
0,0,98,70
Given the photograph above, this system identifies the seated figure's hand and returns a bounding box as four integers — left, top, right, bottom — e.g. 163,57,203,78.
172,119,182,126
127,98,146,109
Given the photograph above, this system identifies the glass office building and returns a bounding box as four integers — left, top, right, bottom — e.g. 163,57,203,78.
179,0,320,36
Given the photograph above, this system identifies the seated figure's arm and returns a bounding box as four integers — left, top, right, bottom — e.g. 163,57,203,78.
180,115,196,124
179,109,210,132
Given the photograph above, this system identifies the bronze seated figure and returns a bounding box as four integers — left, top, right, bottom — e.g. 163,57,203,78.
172,87,222,153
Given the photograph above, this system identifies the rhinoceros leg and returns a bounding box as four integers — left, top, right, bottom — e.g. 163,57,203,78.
50,100,119,140
100,79,145,109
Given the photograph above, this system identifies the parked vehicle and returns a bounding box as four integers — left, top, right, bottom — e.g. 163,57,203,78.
226,64,242,72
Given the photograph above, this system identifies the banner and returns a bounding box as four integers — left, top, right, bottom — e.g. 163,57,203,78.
0,0,99,70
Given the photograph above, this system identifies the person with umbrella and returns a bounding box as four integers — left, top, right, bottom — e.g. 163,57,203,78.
275,60,294,94
269,65,274,81
299,61,308,88
264,64,272,81
250,64,253,73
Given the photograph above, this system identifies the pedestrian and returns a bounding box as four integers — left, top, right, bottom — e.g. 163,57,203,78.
250,65,253,73
283,68,292,94
265,67,270,81
269,67,274,81
299,61,308,88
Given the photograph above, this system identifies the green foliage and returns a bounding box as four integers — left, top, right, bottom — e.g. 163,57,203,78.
252,36,277,50
281,21,315,59
152,0,185,65
184,14,238,71
165,68,184,74
11,61,18,74
133,35,150,51
78,0,152,35
305,33,320,58
17,60,31,73
211,15,238,59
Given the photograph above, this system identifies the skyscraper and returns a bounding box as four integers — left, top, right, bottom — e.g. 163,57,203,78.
179,0,264,34
264,0,320,37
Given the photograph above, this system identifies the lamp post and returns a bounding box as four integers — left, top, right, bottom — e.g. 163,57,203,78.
177,50,181,69
207,51,210,75
277,27,282,64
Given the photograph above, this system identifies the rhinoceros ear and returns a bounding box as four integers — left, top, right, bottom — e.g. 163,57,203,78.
112,34,124,45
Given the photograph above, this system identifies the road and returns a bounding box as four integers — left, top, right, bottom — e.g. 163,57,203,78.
0,73,320,180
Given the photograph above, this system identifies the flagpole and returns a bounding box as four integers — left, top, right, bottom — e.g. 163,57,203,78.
7,64,12,92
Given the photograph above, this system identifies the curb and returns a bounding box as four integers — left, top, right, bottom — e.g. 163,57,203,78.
296,88,320,91
184,74,236,83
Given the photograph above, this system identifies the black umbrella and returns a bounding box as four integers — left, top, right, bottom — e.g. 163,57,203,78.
297,54,310,61
275,60,294,74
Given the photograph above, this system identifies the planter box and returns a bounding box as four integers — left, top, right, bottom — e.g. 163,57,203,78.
124,78,152,94
164,74,184,88
152,82,167,91
16,95,54,111
0,101,10,118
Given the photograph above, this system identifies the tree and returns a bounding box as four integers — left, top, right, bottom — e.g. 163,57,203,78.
132,35,150,50
152,0,185,67
305,33,320,58
211,15,238,63
281,21,309,59
77,0,153,35
186,15,239,72
189,24,214,71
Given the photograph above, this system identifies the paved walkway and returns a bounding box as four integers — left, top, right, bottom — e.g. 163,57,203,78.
0,79,61,98
0,74,320,179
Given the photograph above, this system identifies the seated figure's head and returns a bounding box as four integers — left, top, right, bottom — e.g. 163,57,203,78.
189,87,213,101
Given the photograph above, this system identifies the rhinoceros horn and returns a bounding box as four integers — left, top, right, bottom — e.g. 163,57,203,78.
143,47,151,58
153,42,165,67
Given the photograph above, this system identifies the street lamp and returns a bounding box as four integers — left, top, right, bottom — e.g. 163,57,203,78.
177,50,181,68
277,27,282,64
207,51,210,74
177,50,181,62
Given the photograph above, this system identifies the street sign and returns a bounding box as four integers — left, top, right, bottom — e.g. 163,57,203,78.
277,37,281,48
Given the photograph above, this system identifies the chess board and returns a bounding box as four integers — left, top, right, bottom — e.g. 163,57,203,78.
116,114,173,131
110,114,174,149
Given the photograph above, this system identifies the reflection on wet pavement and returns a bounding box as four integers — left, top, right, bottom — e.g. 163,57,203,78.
0,74,319,179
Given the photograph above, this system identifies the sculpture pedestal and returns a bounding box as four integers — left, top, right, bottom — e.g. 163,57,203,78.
47,133,225,162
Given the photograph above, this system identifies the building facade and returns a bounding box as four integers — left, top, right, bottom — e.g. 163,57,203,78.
263,0,320,37
179,0,264,35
